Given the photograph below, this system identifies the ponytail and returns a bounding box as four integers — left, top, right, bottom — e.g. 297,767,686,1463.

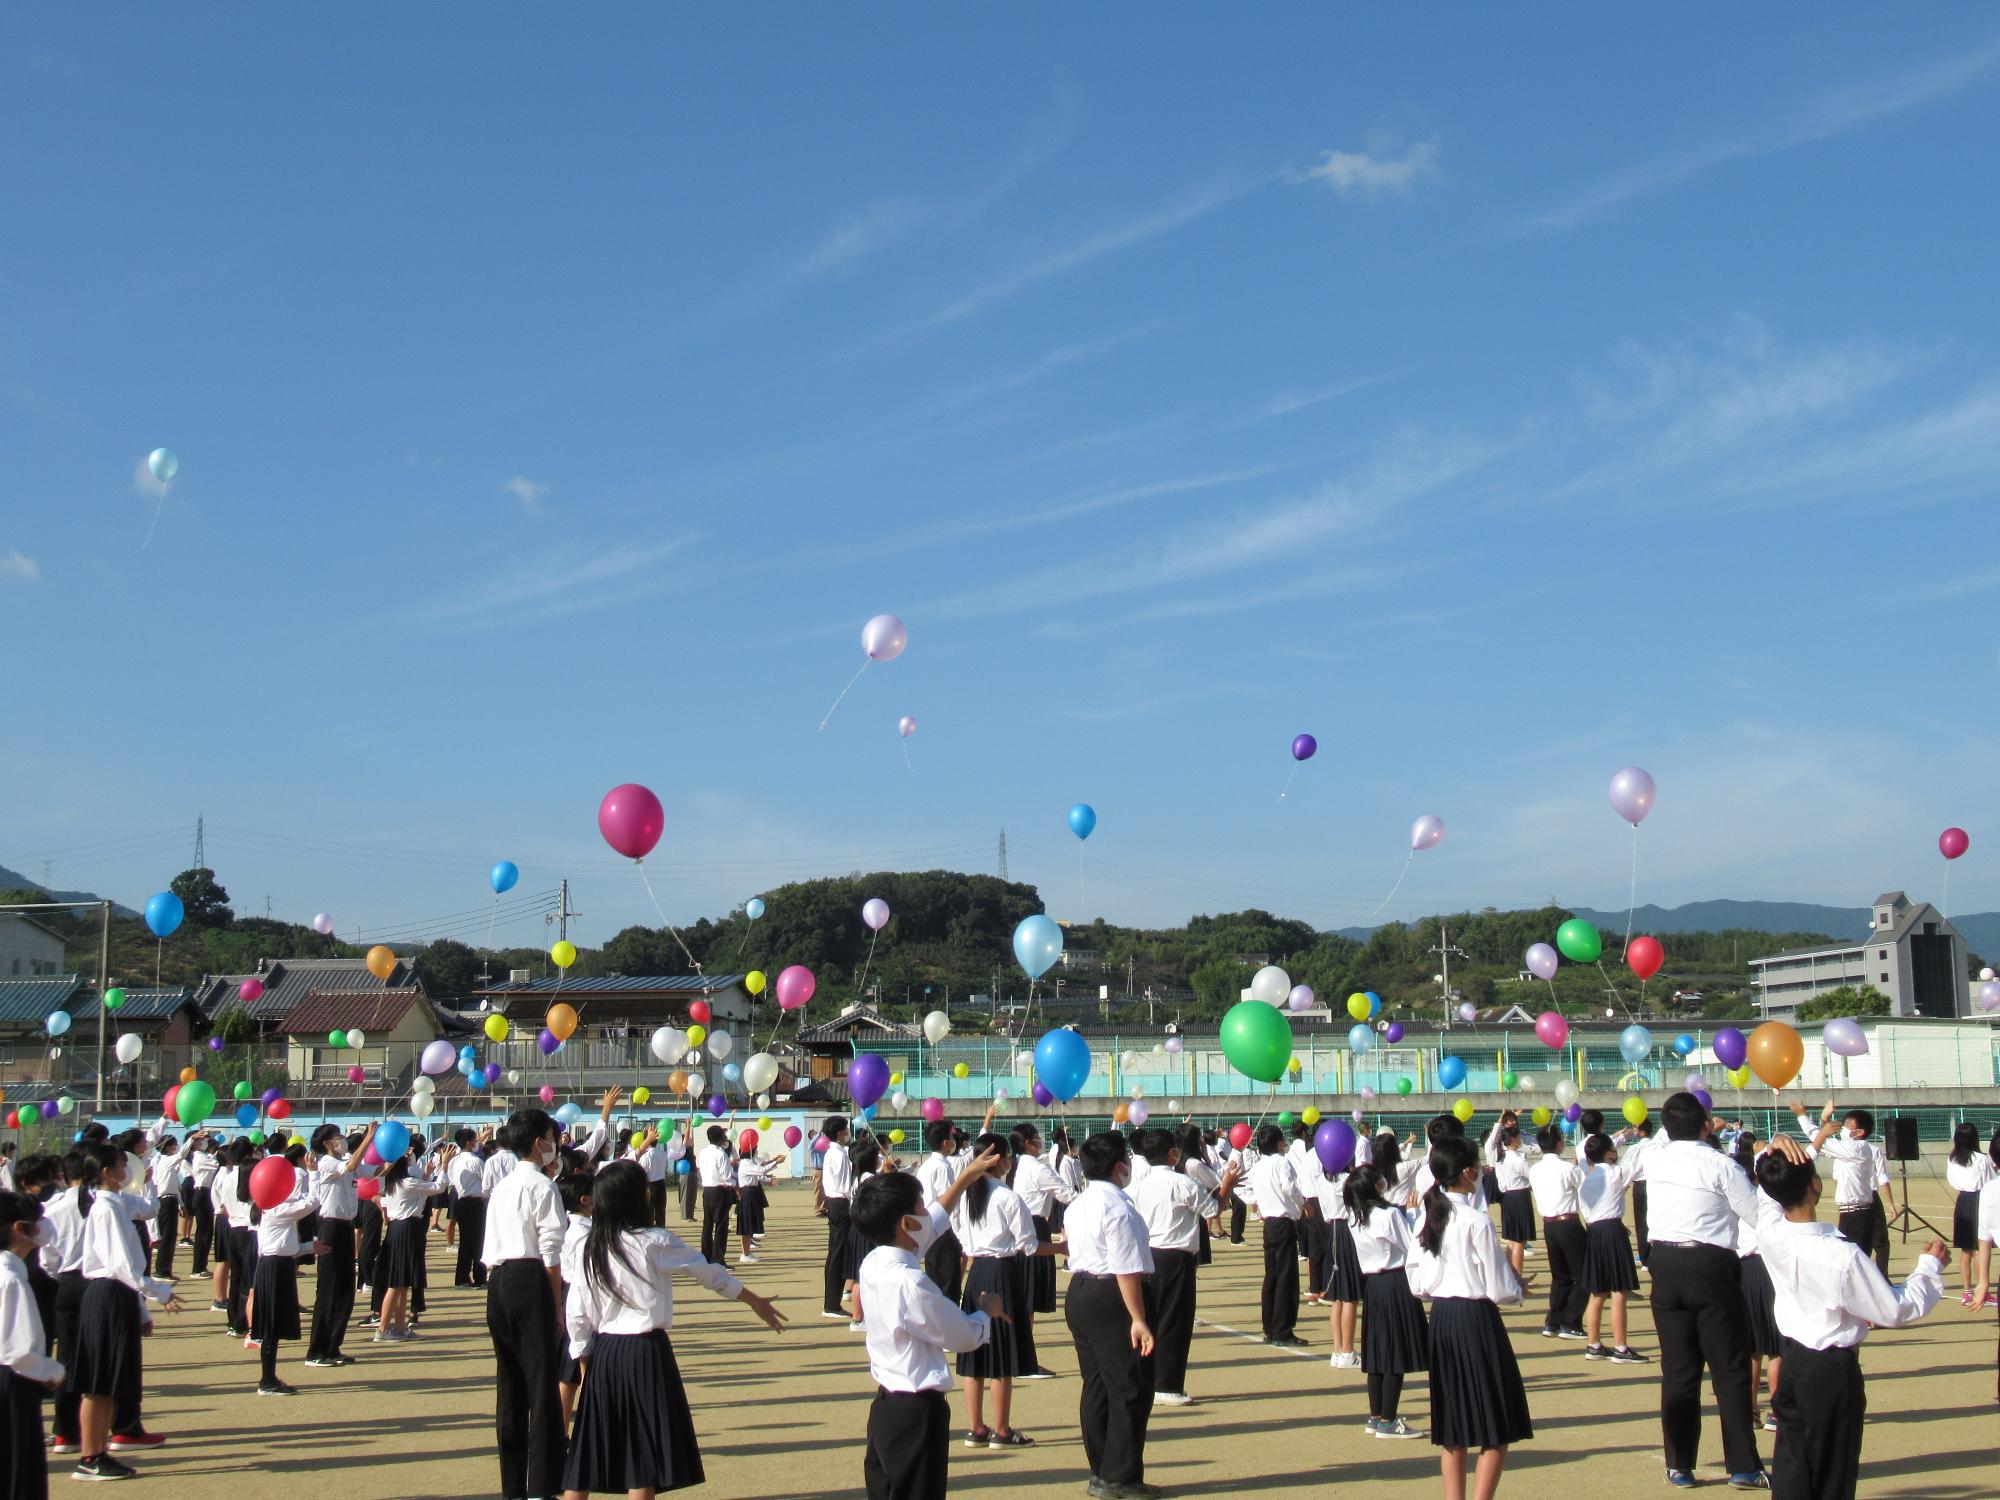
1343,1163,1387,1222
1419,1137,1476,1256
966,1132,1009,1224
75,1144,112,1224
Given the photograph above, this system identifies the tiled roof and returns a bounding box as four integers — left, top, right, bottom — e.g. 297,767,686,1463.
278,987,431,1037
192,957,417,1019
69,988,193,1024
0,974,85,1023
473,975,744,997
796,1004,919,1043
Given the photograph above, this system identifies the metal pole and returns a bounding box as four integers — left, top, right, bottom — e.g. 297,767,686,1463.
95,901,110,1113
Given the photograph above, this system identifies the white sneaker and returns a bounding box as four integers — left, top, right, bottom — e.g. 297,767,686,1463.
848,1321,865,1332
820,1311,849,1320
1152,1391,1192,1407
738,1254,761,1264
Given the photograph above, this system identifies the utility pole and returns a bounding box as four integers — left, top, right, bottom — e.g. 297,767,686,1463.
95,901,110,1112
997,830,1008,882
557,879,576,942
1430,924,1468,1022
192,815,204,871
1127,954,1134,997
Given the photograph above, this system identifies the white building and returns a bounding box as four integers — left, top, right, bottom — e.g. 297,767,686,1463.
0,913,66,978
1746,891,1967,1019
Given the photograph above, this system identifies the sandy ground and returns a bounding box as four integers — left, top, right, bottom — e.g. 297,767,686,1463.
102,1175,1996,1499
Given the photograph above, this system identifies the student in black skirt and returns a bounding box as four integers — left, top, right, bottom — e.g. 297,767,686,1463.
1007,1123,1072,1331
734,1147,777,1263
845,1136,884,1331
10,1155,60,1348
561,1160,785,1498
951,1133,1042,1449
1406,1135,1531,1500
1344,1164,1428,1439
1,1190,62,1500
249,1150,317,1395
376,1144,450,1341
1945,1122,1997,1304
1484,1113,1536,1283
1729,1133,1784,1431
1575,1133,1647,1364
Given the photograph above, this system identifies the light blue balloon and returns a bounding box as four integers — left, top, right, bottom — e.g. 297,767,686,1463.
722,1062,742,1083
1436,1055,1467,1090
46,1010,72,1038
374,1120,410,1161
1619,1024,1654,1066
1033,1028,1093,1102
144,891,184,939
1559,1117,1577,1136
675,1157,691,1175
745,898,765,921
147,447,179,483
1013,914,1064,979
1067,803,1097,841
490,860,519,895
1347,1023,1373,1054
555,1102,583,1127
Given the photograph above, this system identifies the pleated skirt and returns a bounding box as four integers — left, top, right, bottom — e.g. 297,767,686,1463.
1499,1188,1536,1244
737,1185,767,1237
1329,1219,1365,1303
1426,1298,1532,1451
1196,1215,1212,1266
66,1279,141,1400
561,1330,705,1494
1579,1219,1638,1295
1361,1266,1429,1374
0,1365,47,1500
1953,1190,1981,1253
843,1223,869,1284
956,1255,1036,1379
378,1216,428,1290
1738,1253,1782,1358
251,1251,302,1342
1028,1215,1057,1313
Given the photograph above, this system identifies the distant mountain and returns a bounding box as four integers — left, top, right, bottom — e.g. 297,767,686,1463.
1339,899,2000,961
0,863,141,921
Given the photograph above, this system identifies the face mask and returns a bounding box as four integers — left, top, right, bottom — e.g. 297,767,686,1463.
29,1219,53,1249
902,1210,937,1256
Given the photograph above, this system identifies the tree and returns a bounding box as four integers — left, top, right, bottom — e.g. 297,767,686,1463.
0,886,52,908
169,867,233,928
413,939,482,999
1794,985,1891,1022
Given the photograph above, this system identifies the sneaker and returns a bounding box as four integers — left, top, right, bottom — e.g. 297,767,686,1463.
1019,1366,1057,1380
49,1440,80,1455
848,1321,865,1332
1609,1346,1650,1364
302,1357,341,1368
1152,1391,1192,1407
207,1300,227,1312
106,1434,164,1450
737,1254,760,1264
256,1380,298,1396
819,1311,849,1320
1266,1334,1306,1348
963,1429,991,1449
1726,1474,1770,1491
331,1353,357,1366
1961,1291,1977,1307
358,1284,372,1294
1539,1325,1559,1338
1664,1471,1697,1490
988,1430,1034,1448
1761,1409,1778,1433
1339,1351,1362,1367
1584,1344,1610,1360
242,1335,258,1350
1557,1326,1589,1339
1371,1417,1421,1439
71,1456,138,1481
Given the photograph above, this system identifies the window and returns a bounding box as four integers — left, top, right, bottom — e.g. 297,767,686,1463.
7,958,17,975
1877,949,1887,960
32,959,55,976
1880,974,1889,984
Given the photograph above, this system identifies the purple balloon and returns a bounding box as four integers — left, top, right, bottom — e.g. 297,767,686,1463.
847,1053,891,1110
1287,984,1315,1012
1563,1103,1582,1123
1712,1027,1747,1071
1313,1119,1357,1174
707,1094,726,1117
39,1100,59,1120
1609,766,1656,826
482,1061,503,1083
1691,1088,1713,1113
260,1087,283,1107
537,1028,561,1056
1524,943,1559,982
1822,1017,1870,1058
1163,1035,1182,1054
207,1036,226,1053
1384,1022,1405,1044
1031,1081,1054,1107
1411,814,1445,852
1291,733,1317,762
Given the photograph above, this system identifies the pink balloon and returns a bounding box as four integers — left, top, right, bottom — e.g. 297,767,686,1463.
920,1097,944,1123
1410,814,1444,851
598,782,665,860
861,614,907,662
362,1145,383,1167
311,913,334,935
1524,943,1559,982
539,1084,556,1104
898,715,916,738
1939,826,1969,860
783,1125,803,1147
346,1065,365,1083
1534,1010,1569,1049
1609,766,1656,826
812,1134,831,1153
238,978,264,1003
775,965,816,1011
861,898,890,931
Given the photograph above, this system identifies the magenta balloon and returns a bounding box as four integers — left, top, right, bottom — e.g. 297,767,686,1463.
1712,1027,1748,1070
1291,733,1317,762
783,1125,803,1147
920,1096,944,1123
1609,766,1656,826
897,715,916,738
775,965,816,1011
1534,1010,1569,1049
1939,826,1969,860
1384,1022,1405,1044
861,614,908,662
1410,814,1445,851
1524,943,1559,982
861,898,890,932
598,782,665,860
1286,984,1315,1012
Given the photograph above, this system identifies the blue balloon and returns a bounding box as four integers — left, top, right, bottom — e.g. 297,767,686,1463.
374,1120,410,1161
1365,991,1382,1018
466,1070,486,1089
1436,1055,1467,1090
1013,914,1064,980
1067,803,1097,841
555,1102,583,1127
1673,1033,1697,1057
1619,1024,1654,1066
490,860,519,894
1347,1022,1373,1054
745,898,766,921
675,1157,691,1175
235,1103,258,1126
722,1062,742,1083
1033,1028,1093,1102
144,891,184,939
1559,1117,1577,1136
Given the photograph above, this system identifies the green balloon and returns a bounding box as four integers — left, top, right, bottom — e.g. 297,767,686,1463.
1501,1071,1519,1091
328,1029,347,1049
103,987,125,1012
175,1079,217,1125
233,1080,252,1101
1555,919,1602,965
1218,1000,1294,1084
1395,1077,1413,1096
248,1128,265,1145
1277,1111,1295,1128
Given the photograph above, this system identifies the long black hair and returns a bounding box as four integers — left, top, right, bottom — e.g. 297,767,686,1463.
582,1160,653,1294
1175,1124,1206,1173
1372,1131,1402,1182
1343,1163,1389,1222
849,1136,882,1179
1731,1130,1759,1175
1419,1136,1478,1256
966,1132,1010,1224
1950,1122,1978,1167
0,1189,44,1252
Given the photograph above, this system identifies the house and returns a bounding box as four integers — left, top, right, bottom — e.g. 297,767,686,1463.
792,1003,920,1094
66,988,199,1096
0,975,85,1085
1746,891,1968,1019
468,974,756,1033
276,987,441,1089
0,914,67,979
190,955,419,1025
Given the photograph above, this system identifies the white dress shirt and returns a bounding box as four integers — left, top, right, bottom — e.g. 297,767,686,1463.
697,1144,736,1189
738,1156,772,1189
448,1151,487,1199
1577,1156,1643,1225
190,1148,221,1189
41,1187,87,1276
1632,1137,1760,1250
484,1162,568,1267
1484,1123,1535,1192
1316,1169,1350,1224
560,1214,591,1288
640,1145,668,1183
1063,1180,1154,1276
1289,1138,1327,1205
147,1151,180,1203
1056,1153,1083,1195
1945,1154,1996,1195
80,1191,173,1326
1977,1179,2000,1245
254,1182,319,1256
1759,1218,1942,1349
480,1148,521,1195
384,1172,448,1223
1413,1159,1488,1210
0,1251,62,1383
1349,1204,1417,1274
914,1152,956,1211
1012,1153,1075,1218
216,1169,252,1229
314,1149,376,1220
1249,1154,1304,1221
859,1206,992,1393
1182,1159,1222,1218
1811,1128,1888,1210
1528,1154,1580,1218
821,1141,854,1202
953,1182,1038,1258
563,1226,743,1359
1127,1167,1206,1253
1407,1194,1522,1305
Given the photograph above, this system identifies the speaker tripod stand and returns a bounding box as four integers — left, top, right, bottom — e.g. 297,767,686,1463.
1889,1158,1944,1242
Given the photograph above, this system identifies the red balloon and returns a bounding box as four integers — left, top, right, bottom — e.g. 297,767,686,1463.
268,1098,292,1121
1228,1122,1252,1151
248,1156,296,1211
4,1110,17,1129
1940,826,1970,861
1626,935,1665,981
356,1176,381,1201
598,783,665,860
737,1129,759,1155
162,1085,181,1121
688,1000,711,1026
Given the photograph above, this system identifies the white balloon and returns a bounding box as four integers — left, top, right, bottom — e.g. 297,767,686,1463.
890,1090,909,1111
506,1070,521,1086
411,1093,436,1119
1553,1078,1578,1108
1249,965,1291,1007
742,1052,780,1093
684,1048,702,1067
995,1088,1009,1101
755,1092,771,1109
1167,1099,1181,1112
706,1030,734,1061
1983,967,1996,982
1129,1084,1144,1100
650,1027,686,1065
114,1033,143,1064
346,1028,366,1049
1518,1075,1536,1092
411,1075,435,1094
922,1010,952,1045
685,1071,706,1096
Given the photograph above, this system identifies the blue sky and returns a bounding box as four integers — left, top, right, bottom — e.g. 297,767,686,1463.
4,8,1998,951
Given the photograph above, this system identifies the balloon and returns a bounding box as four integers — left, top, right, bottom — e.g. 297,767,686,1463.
480,1061,501,1084
539,1085,557,1104
921,1010,952,1045
1939,826,1970,860
269,1099,291,1121
1297,1106,1320,1127
147,447,179,482
598,783,665,860
775,965,816,1011
1458,1003,1478,1023
363,945,395,981
1228,1123,1252,1150
1618,1025,1653,1066
1691,1088,1713,1112
491,860,520,894
1554,1078,1578,1107
689,1000,712,1026
144,891,184,939
312,913,334,935
1555,920,1602,964
1747,1022,1803,1089
687,1025,707,1048
1384,1021,1406,1044
1345,992,1370,1022
1626,936,1664,981
674,1158,691,1175
745,899,766,922
861,898,891,931
45,1011,71,1038
36,1100,56,1120
1709,1027,1748,1071
1250,966,1291,1007
920,1097,945,1123
862,613,908,662
848,1055,890,1110
1436,1056,1466,1090
538,1028,561,1055
235,1102,258,1126
706,1094,725,1117
1501,1071,1519,1091
481,1014,510,1044
686,1070,707,1096
1031,1082,1054,1107
897,715,917,741
249,1157,295,1210
1286,985,1315,1012
743,1053,780,1093
175,1080,216,1124
951,1062,969,1079
356,1176,380,1202
1531,1106,1551,1126
230,979,261,1007
1314,1120,1357,1174
1288,1057,1303,1074
783,1125,803,1147
1111,1102,1130,1126
1979,980,2000,1013
233,1081,253,1101
1062,803,1100,844
707,1031,734,1061
1164,1034,1183,1054
547,1004,579,1041
649,1027,685,1064
1822,1017,1870,1057
114,1032,143,1064
1524,943,1559,982
1534,1011,1568,1049
1452,1098,1475,1123
1564,1103,1582,1123
1366,992,1382,1017
744,970,767,999
414,1039,451,1075
1622,1096,1648,1127
1033,1029,1093,1101
1291,733,1318,762
1984,968,1996,982
1410,814,1444,851
1726,1065,1751,1087
549,940,578,971
1013,916,1063,980
347,1065,367,1084
1347,1023,1372,1054
1127,1101,1151,1127
1607,766,1656,826
329,1029,348,1050
207,1036,225,1052
556,1103,584,1127
179,1066,197,1085
1218,1001,1294,1084
347,1028,366,1050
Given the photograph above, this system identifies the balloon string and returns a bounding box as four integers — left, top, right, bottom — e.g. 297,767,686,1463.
486,893,498,955
1624,824,1639,948
1278,764,1298,803
1941,860,1950,920
856,930,880,998
1008,977,1039,1050
634,861,703,973
818,660,870,732
1078,845,1085,921
141,481,169,549
902,740,914,773
1594,959,1632,1021
1370,852,1414,920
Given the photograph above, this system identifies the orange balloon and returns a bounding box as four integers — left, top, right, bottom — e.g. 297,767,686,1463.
1746,1020,1804,1090
667,1070,687,1095
365,945,397,980
1112,1101,1130,1125
546,1003,579,1041
179,1066,197,1085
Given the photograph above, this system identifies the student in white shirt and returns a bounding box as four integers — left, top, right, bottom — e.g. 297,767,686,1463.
1062,1132,1157,1498
819,1118,857,1319
1575,1132,1647,1364
1288,1122,1330,1303
375,1143,450,1340
483,1107,571,1500
1407,1135,1531,1500
1944,1121,1996,1303
1316,1130,1363,1369
146,1137,180,1280
696,1124,738,1266
562,1160,784,1497
1801,1102,1896,1277
1129,1127,1238,1407
735,1143,780,1263
1966,1128,2000,1401
214,1138,256,1336
2,1190,63,1499
1754,1136,1943,1500
1248,1124,1306,1346
1007,1121,1074,1326
249,1146,319,1395
852,1151,1005,1500
304,1121,377,1368
1526,1124,1585,1339
186,1135,221,1278
1343,1163,1428,1439
950,1133,1043,1449
1726,1131,1787,1434
1484,1113,1538,1281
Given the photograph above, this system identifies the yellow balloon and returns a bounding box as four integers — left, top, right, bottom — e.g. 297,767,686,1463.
757,1116,772,1131
1301,1106,1321,1126
1622,1095,1648,1126
365,944,397,980
550,940,577,970
483,1014,510,1043
1531,1106,1551,1126
633,1086,651,1105
889,1071,903,1085
1452,1097,1475,1123
1726,1065,1750,1089
1287,1056,1302,1073
288,1135,305,1147
687,1024,707,1046
1346,992,1370,1021
952,1062,970,1079
888,1128,906,1144
745,970,767,996
629,1130,647,1150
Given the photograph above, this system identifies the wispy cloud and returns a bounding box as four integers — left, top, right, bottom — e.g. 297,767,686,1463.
375,535,701,634
0,549,39,583
1251,375,1392,423
1046,682,1259,723
1523,38,2000,233
1295,137,1440,195
503,475,550,514
787,201,927,282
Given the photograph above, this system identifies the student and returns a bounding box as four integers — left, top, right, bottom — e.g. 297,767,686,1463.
1008,1122,1074,1330
484,1107,571,1500
1575,1133,1646,1364
636,1124,670,1228
696,1125,737,1266
1945,1122,1996,1304
0,1146,13,1195
914,1121,967,1300
249,1150,318,1395
735,1145,776,1264
555,1171,596,1431
1755,1137,1943,1500
304,1122,376,1368
41,1154,91,1458
820,1118,856,1319
448,1128,488,1288
1289,1121,1330,1303
377,1142,449,1340
853,1153,1006,1500
1317,1134,1363,1369
214,1138,256,1336
1050,1129,1083,1231
1527,1125,1586,1340
1344,1163,1427,1439
2,1190,61,1500
950,1133,1039,1449
186,1135,220,1279
1800,1103,1895,1277
1630,1119,1656,1265
1130,1128,1235,1408
67,1144,182,1483
1063,1131,1156,1500
1248,1124,1306,1346
146,1138,179,1280
1484,1113,1536,1281
1967,1126,2000,1402
1225,1130,1258,1245
1406,1135,1531,1500
1175,1126,1224,1263
1729,1133,1784,1433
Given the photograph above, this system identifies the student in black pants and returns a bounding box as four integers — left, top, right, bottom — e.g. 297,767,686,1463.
819,1118,855,1318
449,1128,488,1287
1064,1131,1156,1500
483,1107,568,1500
150,1138,179,1278
1528,1124,1587,1337
187,1136,217,1278
1249,1124,1305,1345
305,1124,375,1367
